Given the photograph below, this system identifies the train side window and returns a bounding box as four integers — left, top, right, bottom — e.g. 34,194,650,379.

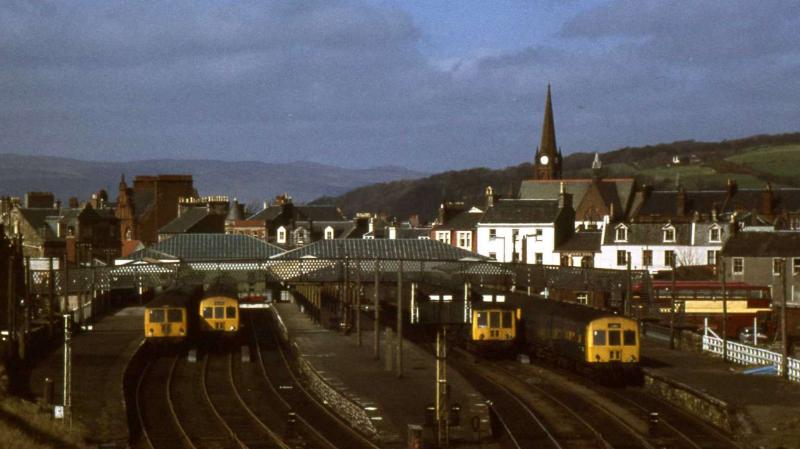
477,312,488,328
624,330,637,345
214,307,224,319
593,330,606,346
226,306,237,319
502,311,513,329
202,307,213,318
489,312,501,329
149,309,165,323
609,330,621,346
167,309,183,323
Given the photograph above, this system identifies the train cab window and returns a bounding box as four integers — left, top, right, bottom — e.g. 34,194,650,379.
624,330,637,346
214,307,224,319
592,330,606,346
502,311,513,329
203,307,213,318
149,309,165,323
476,311,488,328
226,306,237,319
489,311,501,329
167,309,183,323
608,330,621,346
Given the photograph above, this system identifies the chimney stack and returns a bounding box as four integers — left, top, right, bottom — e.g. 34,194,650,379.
762,183,774,216
726,178,738,197
676,187,686,217
558,182,572,210
485,186,495,209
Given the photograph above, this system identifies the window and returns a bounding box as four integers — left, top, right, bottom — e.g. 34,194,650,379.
535,253,543,265
663,226,675,243
707,250,718,266
149,309,165,323
773,258,783,276
576,292,589,305
226,307,237,319
580,256,593,268
624,330,636,346
609,330,621,346
324,226,334,240
709,226,721,243
476,311,488,328
616,250,628,266
502,311,513,329
532,228,543,241
495,295,505,303
593,330,606,346
457,231,472,249
429,295,440,302
794,258,800,275
167,309,183,323
560,255,570,266
489,312,501,329
214,306,224,319
482,294,493,303
615,226,628,242
436,231,451,244
489,228,497,239
202,307,213,318
488,252,497,261
664,250,675,267
732,257,744,275
277,226,287,244
642,250,653,267
442,295,453,302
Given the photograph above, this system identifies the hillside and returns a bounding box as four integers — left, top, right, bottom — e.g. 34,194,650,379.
311,132,800,220
0,155,424,206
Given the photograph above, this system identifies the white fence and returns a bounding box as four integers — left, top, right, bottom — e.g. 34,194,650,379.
702,328,800,383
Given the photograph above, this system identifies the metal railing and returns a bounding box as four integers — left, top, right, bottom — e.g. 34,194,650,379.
702,327,799,382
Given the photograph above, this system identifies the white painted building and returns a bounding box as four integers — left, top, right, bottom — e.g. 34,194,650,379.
595,219,730,273
476,195,574,264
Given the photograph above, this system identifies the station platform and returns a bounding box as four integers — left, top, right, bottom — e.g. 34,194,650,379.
272,301,491,449
28,306,144,447
640,337,800,449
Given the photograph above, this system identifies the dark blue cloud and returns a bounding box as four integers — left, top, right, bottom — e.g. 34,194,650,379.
0,0,797,172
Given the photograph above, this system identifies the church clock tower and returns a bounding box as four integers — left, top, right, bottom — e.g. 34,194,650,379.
534,84,562,180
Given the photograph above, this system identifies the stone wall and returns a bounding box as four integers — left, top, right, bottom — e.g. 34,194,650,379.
643,369,736,432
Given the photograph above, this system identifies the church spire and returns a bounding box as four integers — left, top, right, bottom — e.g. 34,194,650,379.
540,83,557,158
534,84,562,180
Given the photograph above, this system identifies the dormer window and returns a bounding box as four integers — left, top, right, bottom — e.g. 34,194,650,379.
709,225,721,243
614,225,628,242
663,225,675,243
277,226,287,244
324,226,334,240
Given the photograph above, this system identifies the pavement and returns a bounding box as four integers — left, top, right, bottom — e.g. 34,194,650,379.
641,336,800,449
28,306,144,447
273,300,491,449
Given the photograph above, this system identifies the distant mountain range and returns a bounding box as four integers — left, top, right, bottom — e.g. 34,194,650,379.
0,154,425,206
310,132,800,220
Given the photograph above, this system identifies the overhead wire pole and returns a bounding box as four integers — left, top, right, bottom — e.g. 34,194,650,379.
781,257,789,379
356,259,362,347
720,257,728,362
63,313,72,430
374,259,380,360
669,258,676,350
396,259,403,379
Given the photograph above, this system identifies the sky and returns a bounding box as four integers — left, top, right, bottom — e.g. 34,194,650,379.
1,0,798,172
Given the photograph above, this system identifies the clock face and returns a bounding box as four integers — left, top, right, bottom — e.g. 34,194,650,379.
539,155,549,165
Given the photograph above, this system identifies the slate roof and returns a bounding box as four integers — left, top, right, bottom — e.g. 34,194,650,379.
603,222,693,246
248,205,283,221
159,207,211,234
436,211,483,230
632,188,800,218
18,208,59,232
480,199,559,224
128,234,284,261
722,231,800,257
555,231,602,252
519,178,635,215
273,239,486,261
296,206,346,221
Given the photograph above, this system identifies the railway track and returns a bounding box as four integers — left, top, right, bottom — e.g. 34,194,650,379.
248,309,382,449
202,350,286,449
449,349,653,449
497,360,745,449
136,354,194,449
